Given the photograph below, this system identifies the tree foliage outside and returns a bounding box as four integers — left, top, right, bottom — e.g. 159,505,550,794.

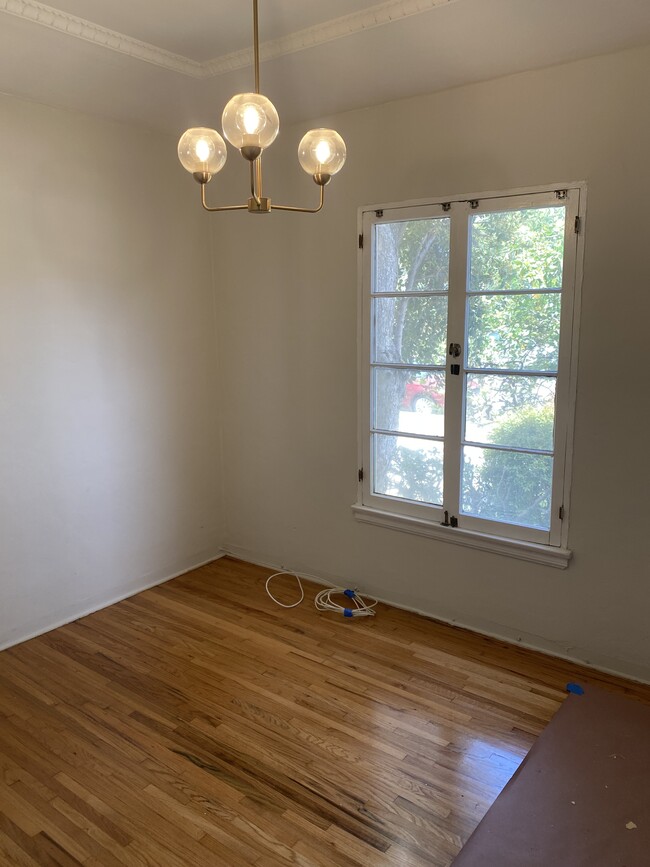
373,205,565,528
462,406,555,529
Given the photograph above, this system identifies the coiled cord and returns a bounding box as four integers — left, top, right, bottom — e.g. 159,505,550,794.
265,571,377,618
314,586,377,618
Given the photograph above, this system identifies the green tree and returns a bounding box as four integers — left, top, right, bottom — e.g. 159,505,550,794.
462,405,554,529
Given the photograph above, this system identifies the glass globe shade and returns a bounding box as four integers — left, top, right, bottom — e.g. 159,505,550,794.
177,128,227,174
298,129,346,176
221,93,279,150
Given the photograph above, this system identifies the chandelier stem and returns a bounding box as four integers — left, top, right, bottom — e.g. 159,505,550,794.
249,159,262,205
256,157,263,197
253,0,260,94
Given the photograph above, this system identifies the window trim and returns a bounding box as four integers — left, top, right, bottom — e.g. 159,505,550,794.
351,503,572,568
354,182,586,567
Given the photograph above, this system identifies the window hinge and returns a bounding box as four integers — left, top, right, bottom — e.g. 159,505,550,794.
574,216,581,234
358,233,363,249
375,209,383,218
559,505,565,520
358,468,364,482
556,189,568,200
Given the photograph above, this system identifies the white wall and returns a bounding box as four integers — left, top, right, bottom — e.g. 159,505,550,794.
0,93,224,648
214,44,650,681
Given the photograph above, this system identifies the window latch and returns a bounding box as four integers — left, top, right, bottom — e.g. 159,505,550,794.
449,343,462,374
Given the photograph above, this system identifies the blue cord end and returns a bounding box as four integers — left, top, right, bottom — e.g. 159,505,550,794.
566,682,585,695
343,589,356,599
343,608,353,617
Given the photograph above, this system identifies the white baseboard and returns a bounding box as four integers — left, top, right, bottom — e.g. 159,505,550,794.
7,544,647,687
222,545,650,686
0,550,226,652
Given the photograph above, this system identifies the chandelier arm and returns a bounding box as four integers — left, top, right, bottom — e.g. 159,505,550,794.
272,185,326,214
200,184,248,213
253,0,260,94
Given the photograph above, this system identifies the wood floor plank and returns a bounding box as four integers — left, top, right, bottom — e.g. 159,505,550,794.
1,555,649,865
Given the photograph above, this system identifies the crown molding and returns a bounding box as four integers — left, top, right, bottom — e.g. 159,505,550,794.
0,0,204,77
202,0,457,77
0,0,457,80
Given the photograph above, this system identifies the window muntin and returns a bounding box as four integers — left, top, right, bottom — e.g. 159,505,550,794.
361,189,581,548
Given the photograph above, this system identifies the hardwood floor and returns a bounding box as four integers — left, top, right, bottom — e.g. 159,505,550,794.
1,557,649,866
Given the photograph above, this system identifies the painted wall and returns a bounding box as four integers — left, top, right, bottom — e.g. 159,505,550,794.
0,93,224,648
214,44,650,681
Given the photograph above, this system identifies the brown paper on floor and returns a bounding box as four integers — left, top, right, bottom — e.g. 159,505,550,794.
451,684,650,867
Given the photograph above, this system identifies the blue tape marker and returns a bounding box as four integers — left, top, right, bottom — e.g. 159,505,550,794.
343,589,356,599
566,682,585,695
343,608,353,617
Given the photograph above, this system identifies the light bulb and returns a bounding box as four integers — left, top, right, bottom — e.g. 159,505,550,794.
315,140,332,165
222,93,279,151
194,138,211,162
177,127,227,176
243,104,263,135
298,128,346,177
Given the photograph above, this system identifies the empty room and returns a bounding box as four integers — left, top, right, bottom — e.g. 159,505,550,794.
1,0,649,864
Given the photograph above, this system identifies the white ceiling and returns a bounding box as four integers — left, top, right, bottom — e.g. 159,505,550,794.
1,0,650,135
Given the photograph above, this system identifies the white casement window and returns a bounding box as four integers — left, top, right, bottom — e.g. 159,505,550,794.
355,186,584,567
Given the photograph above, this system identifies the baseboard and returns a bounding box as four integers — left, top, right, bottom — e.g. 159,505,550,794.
222,545,650,686
0,549,226,652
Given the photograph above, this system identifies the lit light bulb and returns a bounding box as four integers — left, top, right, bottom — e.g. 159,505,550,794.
315,140,332,166
298,128,347,177
195,138,211,163
177,128,227,177
222,93,279,152
242,104,262,135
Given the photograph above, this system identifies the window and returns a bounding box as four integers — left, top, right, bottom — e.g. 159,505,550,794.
355,187,584,566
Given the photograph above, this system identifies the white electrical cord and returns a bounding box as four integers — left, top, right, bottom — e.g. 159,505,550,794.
265,571,305,608
314,587,377,618
265,570,377,618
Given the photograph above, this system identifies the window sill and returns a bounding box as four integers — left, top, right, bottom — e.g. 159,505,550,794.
351,504,572,569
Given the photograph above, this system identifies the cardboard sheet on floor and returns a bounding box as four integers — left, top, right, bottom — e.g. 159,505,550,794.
451,685,650,867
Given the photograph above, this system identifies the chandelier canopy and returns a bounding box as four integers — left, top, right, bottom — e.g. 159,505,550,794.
177,0,347,215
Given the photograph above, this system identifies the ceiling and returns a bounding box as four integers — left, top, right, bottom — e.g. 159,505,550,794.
1,0,649,135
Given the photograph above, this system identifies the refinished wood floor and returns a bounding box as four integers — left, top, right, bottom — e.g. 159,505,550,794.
1,557,649,866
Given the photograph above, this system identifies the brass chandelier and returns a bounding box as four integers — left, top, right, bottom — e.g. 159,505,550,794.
177,0,347,214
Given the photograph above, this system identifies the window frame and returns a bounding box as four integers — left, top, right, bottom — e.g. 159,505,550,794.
355,183,586,568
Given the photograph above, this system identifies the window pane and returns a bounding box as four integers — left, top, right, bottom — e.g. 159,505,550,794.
465,375,556,450
375,368,445,436
461,445,553,530
373,296,447,365
374,433,443,506
375,218,450,293
469,206,565,293
466,293,561,371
